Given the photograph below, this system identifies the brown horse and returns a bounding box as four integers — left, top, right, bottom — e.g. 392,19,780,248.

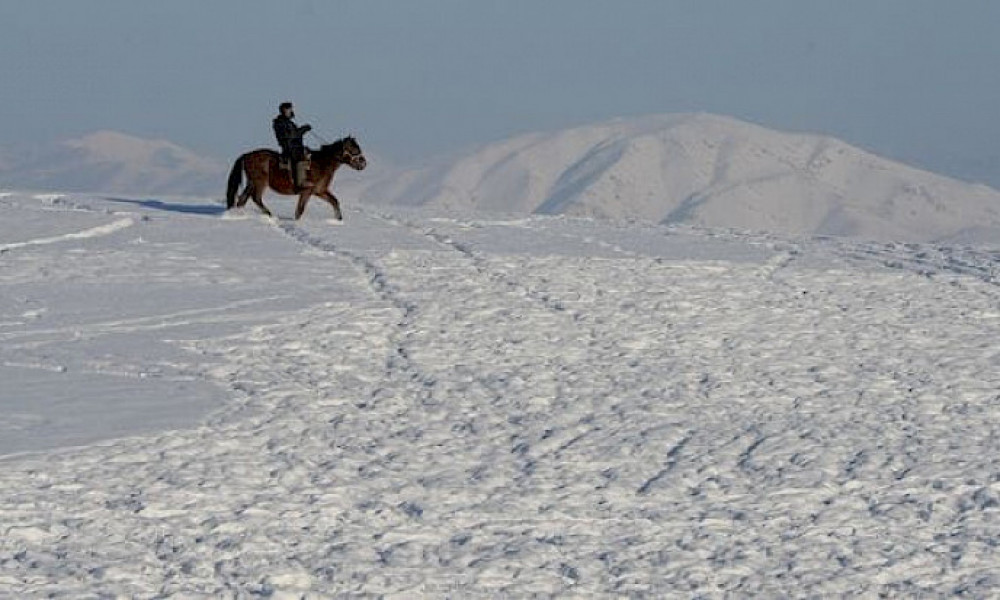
226,136,367,220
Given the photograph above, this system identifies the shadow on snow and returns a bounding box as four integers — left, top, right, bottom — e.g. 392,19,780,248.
103,197,227,216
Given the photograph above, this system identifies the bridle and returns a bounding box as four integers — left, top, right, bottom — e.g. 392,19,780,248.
307,131,366,169
340,143,366,169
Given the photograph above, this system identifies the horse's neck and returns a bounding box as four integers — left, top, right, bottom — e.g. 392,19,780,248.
313,153,343,176
320,147,344,166
324,144,344,161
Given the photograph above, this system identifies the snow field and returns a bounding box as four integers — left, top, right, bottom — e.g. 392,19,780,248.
2,194,1000,595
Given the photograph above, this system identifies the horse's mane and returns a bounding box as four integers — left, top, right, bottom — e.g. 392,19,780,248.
315,136,356,159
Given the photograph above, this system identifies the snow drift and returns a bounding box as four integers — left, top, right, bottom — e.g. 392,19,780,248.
361,113,1000,243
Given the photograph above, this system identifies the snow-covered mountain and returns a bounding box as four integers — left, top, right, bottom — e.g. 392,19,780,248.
6,116,1000,243
361,113,1000,243
0,131,227,196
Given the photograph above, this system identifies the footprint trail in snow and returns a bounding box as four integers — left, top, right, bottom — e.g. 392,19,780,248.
2,195,1000,596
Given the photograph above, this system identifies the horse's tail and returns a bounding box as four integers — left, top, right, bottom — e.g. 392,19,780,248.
225,154,245,209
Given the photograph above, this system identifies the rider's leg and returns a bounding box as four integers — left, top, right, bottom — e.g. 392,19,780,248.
295,160,312,191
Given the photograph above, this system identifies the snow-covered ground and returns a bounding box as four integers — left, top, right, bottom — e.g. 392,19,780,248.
3,191,1000,596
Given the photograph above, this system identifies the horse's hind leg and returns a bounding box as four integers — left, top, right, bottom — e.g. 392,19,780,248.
250,184,273,218
316,190,343,221
236,184,253,208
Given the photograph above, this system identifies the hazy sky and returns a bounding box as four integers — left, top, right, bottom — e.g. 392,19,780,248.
2,1,999,185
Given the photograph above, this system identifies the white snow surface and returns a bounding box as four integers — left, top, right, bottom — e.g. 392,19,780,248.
3,191,1000,596
361,113,1000,243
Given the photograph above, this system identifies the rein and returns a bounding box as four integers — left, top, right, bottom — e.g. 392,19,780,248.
307,130,331,145
309,131,353,162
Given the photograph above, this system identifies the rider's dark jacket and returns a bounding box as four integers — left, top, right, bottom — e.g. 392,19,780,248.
272,114,309,160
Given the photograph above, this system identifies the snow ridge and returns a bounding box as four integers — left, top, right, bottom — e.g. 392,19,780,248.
0,217,134,253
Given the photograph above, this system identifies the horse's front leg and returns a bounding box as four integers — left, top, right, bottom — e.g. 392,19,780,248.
317,190,343,221
294,189,314,220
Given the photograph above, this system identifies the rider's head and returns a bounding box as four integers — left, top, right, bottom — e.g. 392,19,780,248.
279,102,294,118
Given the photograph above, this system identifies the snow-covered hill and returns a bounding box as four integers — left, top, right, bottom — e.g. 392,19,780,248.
7,115,1000,243
0,131,226,196
361,114,1000,243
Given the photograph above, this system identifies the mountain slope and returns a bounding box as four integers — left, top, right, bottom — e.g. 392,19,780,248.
361,113,1000,242
0,131,226,196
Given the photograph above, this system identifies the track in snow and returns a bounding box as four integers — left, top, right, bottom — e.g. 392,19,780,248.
2,196,1000,596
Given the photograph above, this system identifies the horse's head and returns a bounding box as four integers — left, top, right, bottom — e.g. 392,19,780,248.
338,136,367,171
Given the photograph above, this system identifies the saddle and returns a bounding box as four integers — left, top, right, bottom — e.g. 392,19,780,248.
279,150,313,190
279,148,311,170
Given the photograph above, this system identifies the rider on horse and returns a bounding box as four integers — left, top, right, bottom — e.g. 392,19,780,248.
272,102,312,190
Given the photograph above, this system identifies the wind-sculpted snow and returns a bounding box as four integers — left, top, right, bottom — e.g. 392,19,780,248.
0,217,134,253
2,194,1000,596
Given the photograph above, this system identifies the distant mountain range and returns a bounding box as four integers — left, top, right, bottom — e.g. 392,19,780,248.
3,116,1000,243
0,131,227,196
359,113,1000,243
